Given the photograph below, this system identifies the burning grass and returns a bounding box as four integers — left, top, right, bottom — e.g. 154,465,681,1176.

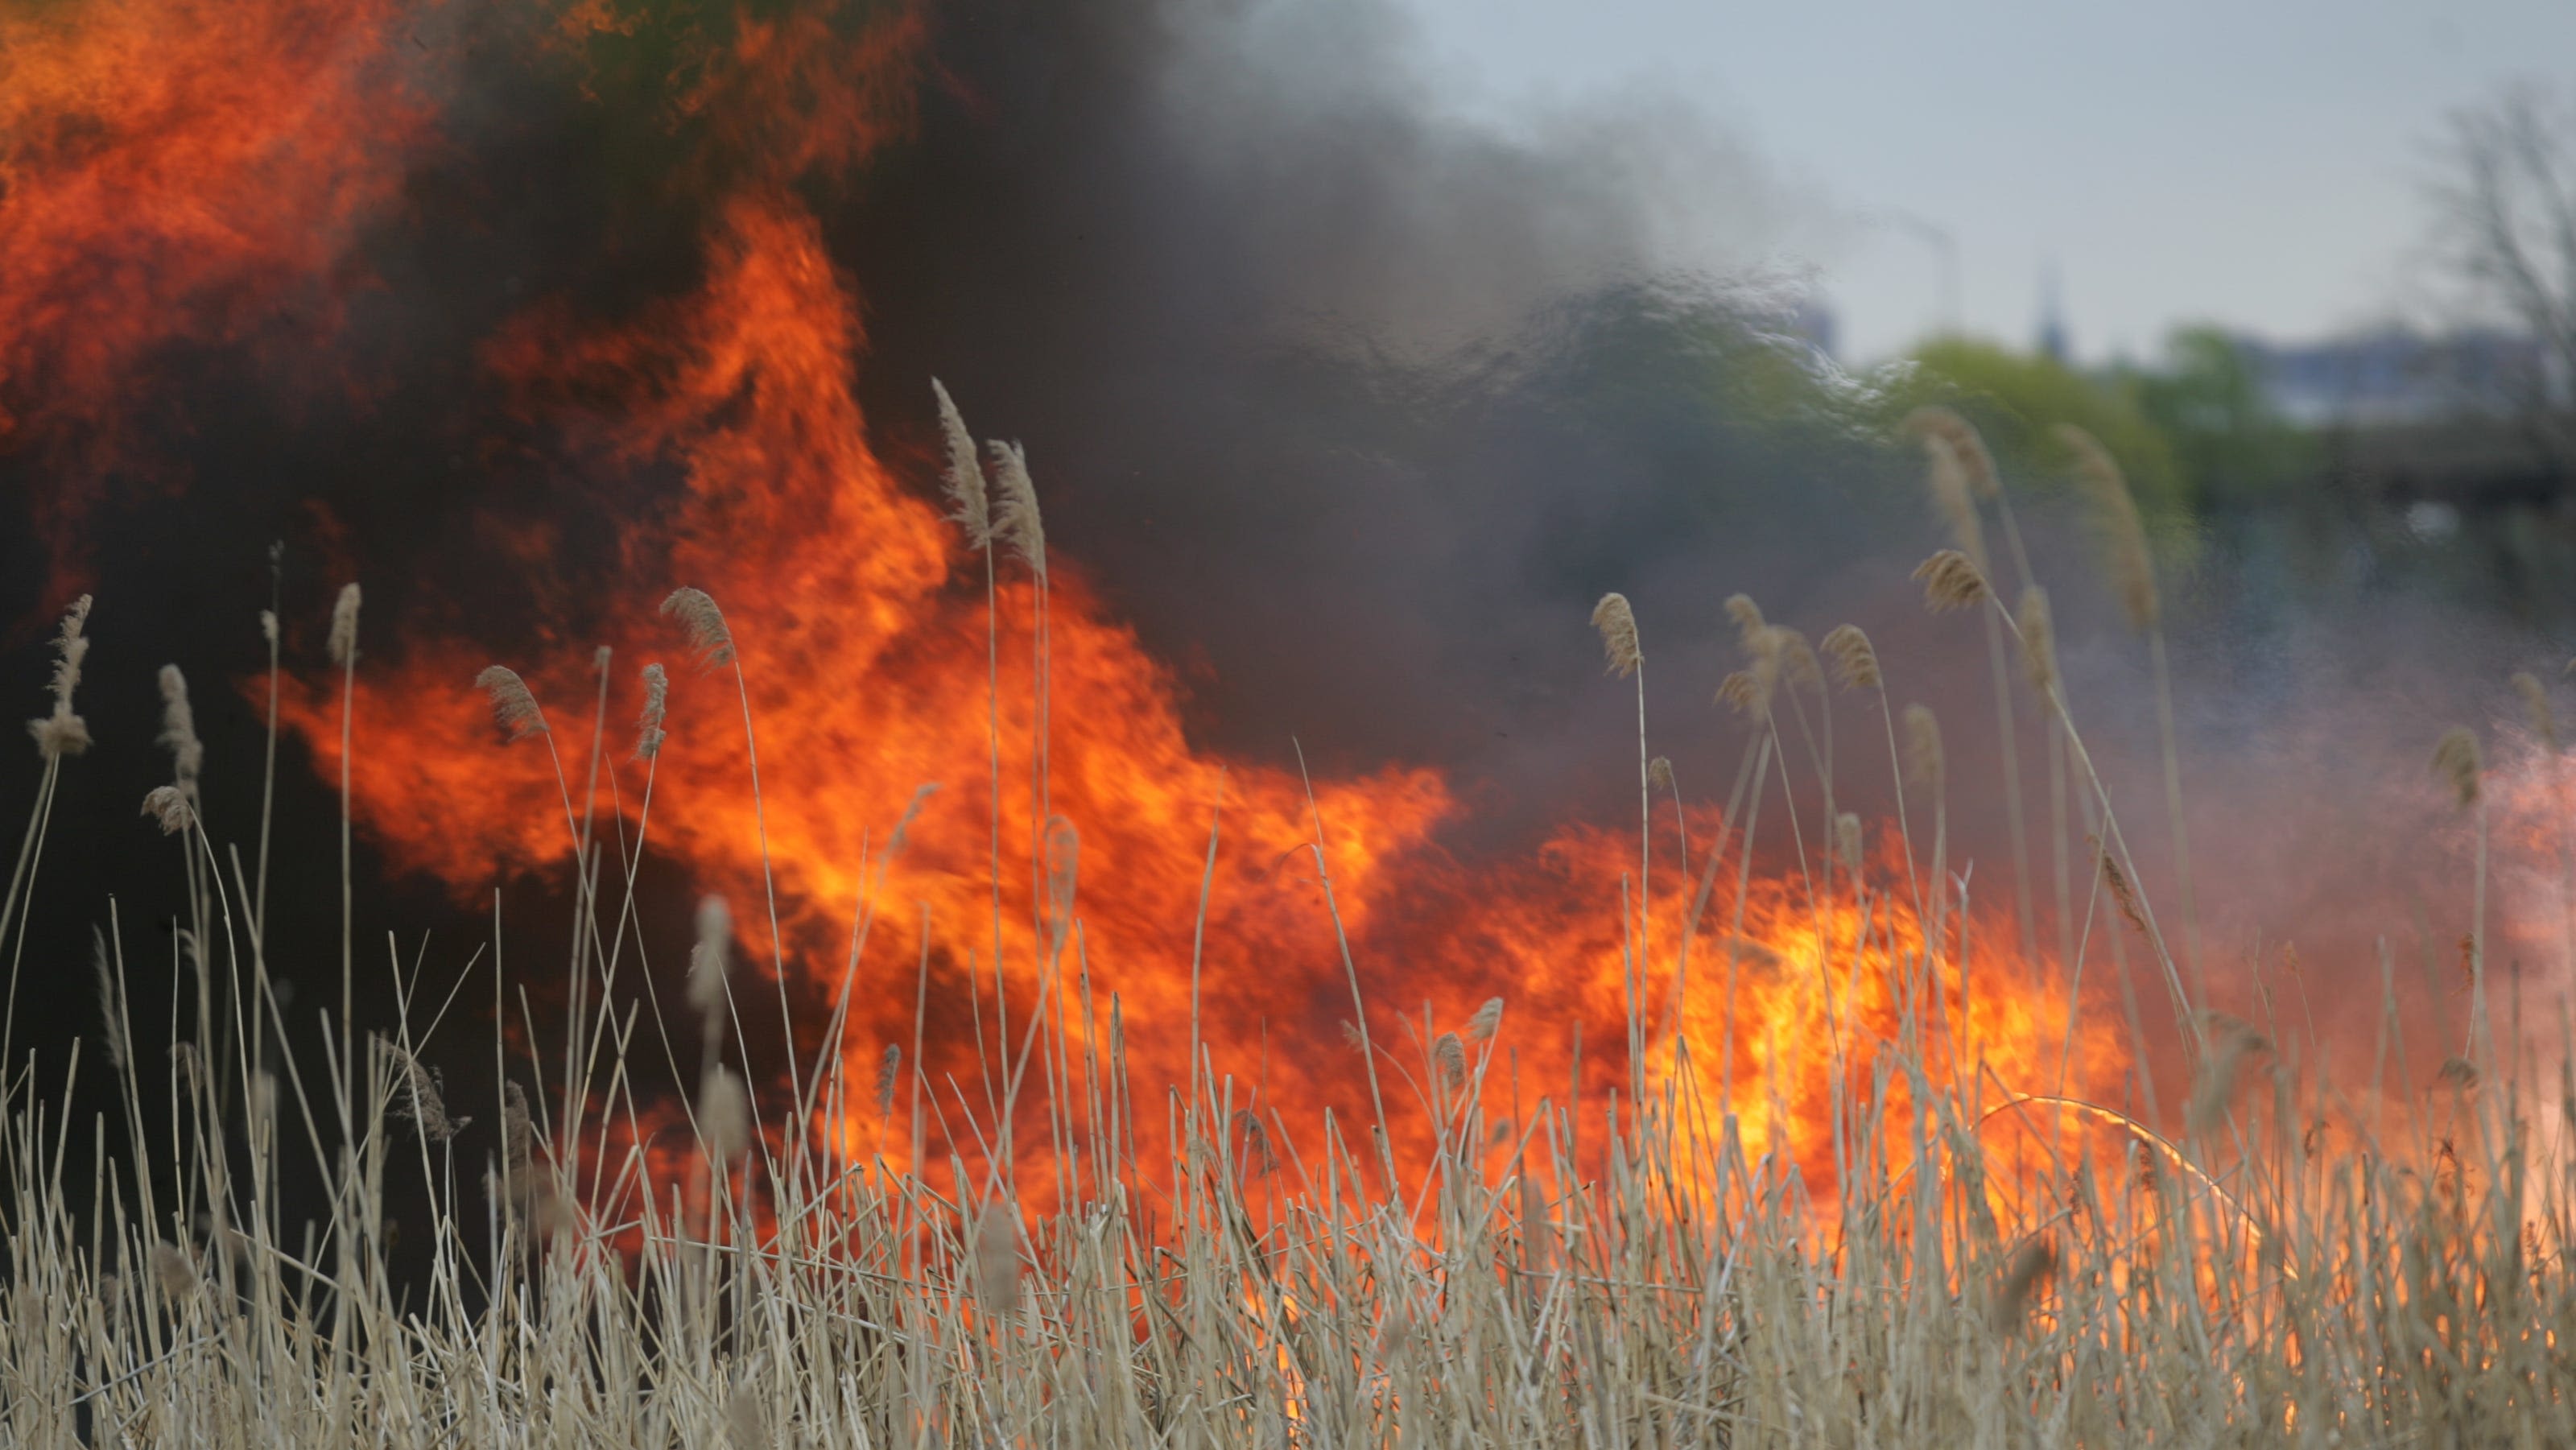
5,415,2576,1446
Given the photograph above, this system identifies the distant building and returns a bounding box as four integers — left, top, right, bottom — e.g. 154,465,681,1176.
2236,326,2567,510
2237,327,2544,428
2034,262,2070,365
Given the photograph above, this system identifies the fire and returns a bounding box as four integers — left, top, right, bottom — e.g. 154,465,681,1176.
0,0,432,599
6,0,2131,1203
272,185,2127,1202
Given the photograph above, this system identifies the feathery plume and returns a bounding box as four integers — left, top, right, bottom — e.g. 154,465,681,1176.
150,1242,200,1303
141,786,189,836
698,1064,751,1163
1819,624,1880,691
473,666,549,742
2513,671,2557,750
327,583,361,667
90,927,126,1076
2056,425,2159,631
2438,1055,2481,1092
1903,704,1945,796
1913,549,1989,612
1918,431,1989,568
986,440,1047,579
1988,1237,2058,1335
1717,618,1787,718
30,594,93,759
687,895,733,1030
1777,627,1824,692
1646,756,1674,791
259,609,278,645
1468,996,1505,1042
2432,726,2482,808
1340,1019,1366,1052
636,663,669,759
1835,812,1864,873
2187,1012,2271,1137
2016,585,2058,696
661,587,737,668
386,1041,466,1142
2096,839,2149,936
157,665,202,797
1590,593,1641,678
931,378,993,549
1043,815,1080,949
973,1200,1021,1312
1904,404,2000,502
874,1043,902,1114
1435,1032,1467,1089
1723,593,1766,651
503,1081,535,1188
727,1380,771,1450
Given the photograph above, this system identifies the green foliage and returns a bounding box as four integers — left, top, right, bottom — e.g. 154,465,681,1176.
1884,337,2193,526
2124,326,2316,507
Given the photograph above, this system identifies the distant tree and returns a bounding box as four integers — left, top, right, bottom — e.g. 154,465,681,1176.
2426,82,2576,467
2123,327,2312,507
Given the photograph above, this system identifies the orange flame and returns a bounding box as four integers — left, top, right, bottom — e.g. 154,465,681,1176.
0,0,432,595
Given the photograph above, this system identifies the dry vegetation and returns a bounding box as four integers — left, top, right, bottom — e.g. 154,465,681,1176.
2,406,2574,1447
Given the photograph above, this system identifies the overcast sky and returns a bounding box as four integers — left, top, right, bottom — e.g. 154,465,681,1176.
1390,0,2576,364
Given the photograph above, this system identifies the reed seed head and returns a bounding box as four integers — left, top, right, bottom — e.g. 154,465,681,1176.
687,894,733,1028
386,1041,466,1142
2432,726,2482,808
157,664,202,794
1902,704,1944,796
91,927,126,1076
1723,593,1766,651
30,593,93,759
151,1242,200,1303
931,378,993,549
1435,1031,1467,1089
328,582,361,667
1988,1236,2057,1335
141,785,189,835
1903,404,2000,502
698,1064,751,1163
1819,624,1880,692
1590,593,1641,679
1043,814,1081,950
2056,424,2160,632
2016,585,2058,696
1918,431,1990,568
2438,1055,2480,1092
875,1043,902,1114
1835,812,1864,872
637,662,669,759
727,1379,771,1450
1913,549,1989,612
973,1200,1021,1312
2513,671,2557,750
987,440,1047,580
1646,756,1674,792
1468,996,1505,1041
1778,627,1824,692
662,587,737,668
259,609,277,645
473,665,549,742
2186,1011,2271,1137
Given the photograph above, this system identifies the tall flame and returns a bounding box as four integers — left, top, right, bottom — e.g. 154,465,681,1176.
6,0,2129,1199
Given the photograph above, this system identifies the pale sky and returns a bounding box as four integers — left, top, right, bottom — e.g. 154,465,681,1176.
1391,0,2576,364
